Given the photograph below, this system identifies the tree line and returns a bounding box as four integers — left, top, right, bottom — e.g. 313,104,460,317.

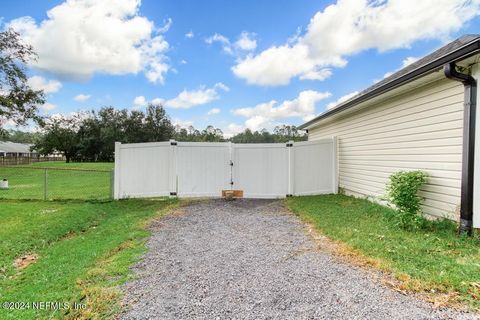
30,105,306,162
0,130,40,144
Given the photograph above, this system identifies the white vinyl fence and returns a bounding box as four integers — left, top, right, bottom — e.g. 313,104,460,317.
232,143,289,198
114,138,337,199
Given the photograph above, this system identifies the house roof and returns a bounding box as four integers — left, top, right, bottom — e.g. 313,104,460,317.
0,141,35,153
299,34,480,130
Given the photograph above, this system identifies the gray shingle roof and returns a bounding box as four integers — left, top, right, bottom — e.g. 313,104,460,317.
0,141,35,153
364,35,479,96
299,34,480,129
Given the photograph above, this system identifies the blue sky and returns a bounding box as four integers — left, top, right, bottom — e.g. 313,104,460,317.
2,0,480,135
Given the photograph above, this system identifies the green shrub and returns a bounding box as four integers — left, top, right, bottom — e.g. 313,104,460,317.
386,170,429,230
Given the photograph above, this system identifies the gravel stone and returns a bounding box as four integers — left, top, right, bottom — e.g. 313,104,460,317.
120,199,478,319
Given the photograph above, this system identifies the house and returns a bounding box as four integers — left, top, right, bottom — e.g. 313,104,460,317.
299,35,480,233
0,141,64,165
0,141,37,158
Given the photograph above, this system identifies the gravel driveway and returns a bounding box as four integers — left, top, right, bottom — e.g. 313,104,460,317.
121,199,477,319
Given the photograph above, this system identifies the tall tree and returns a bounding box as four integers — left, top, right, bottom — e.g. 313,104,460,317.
77,115,103,161
144,104,175,142
173,124,224,142
200,125,224,142
0,28,44,134
95,107,128,160
33,116,81,163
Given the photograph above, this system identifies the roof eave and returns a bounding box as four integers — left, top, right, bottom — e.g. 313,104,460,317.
299,39,480,130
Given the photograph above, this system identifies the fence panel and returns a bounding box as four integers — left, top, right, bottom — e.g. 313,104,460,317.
292,138,337,195
176,142,231,197
114,138,338,199
0,167,44,199
232,144,289,198
0,156,66,166
46,169,112,200
0,166,112,200
115,142,173,199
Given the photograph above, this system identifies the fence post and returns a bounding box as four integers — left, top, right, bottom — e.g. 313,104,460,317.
43,168,48,200
229,141,233,190
169,139,178,197
287,140,294,197
110,169,115,200
113,142,121,199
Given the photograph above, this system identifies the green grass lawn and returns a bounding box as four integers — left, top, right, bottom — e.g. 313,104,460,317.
287,194,480,310
0,198,178,319
0,162,114,200
28,162,114,170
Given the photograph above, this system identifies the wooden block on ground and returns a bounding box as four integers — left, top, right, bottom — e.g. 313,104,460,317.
222,190,243,198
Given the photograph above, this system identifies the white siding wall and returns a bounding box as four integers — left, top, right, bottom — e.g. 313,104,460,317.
309,78,464,219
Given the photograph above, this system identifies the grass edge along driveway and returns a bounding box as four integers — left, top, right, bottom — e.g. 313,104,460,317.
0,198,179,320
286,194,480,312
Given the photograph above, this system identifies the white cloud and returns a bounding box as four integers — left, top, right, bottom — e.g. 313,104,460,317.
40,102,57,112
163,83,229,109
245,115,273,132
133,95,147,107
205,33,229,45
299,68,332,81
205,33,232,54
158,18,172,33
207,108,221,115
0,118,18,130
214,82,230,92
73,94,91,102
180,59,187,64
0,118,42,132
232,44,332,86
383,56,420,79
303,114,316,122
382,71,395,79
235,31,257,51
173,118,194,128
27,76,62,94
402,56,419,67
232,0,480,86
8,0,171,84
151,98,164,105
326,91,359,110
206,31,257,55
185,30,194,38
233,90,331,131
223,123,245,138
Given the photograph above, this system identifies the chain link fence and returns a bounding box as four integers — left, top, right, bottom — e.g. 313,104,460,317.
0,166,113,200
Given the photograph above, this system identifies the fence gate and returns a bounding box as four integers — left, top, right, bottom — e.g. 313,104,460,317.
114,138,337,199
176,142,231,197
232,144,289,198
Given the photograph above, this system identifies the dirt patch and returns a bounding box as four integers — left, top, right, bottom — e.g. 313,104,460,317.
148,207,187,231
14,253,38,269
301,221,383,269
